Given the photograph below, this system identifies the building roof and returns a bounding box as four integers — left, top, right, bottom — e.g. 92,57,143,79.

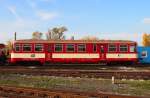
13,39,136,44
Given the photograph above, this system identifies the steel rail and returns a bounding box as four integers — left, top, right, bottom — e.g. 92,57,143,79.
0,68,150,79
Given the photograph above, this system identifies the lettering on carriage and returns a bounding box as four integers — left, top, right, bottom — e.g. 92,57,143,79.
31,54,35,57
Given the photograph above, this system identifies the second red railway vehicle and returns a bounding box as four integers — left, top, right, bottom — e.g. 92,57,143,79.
10,40,138,65
0,44,5,54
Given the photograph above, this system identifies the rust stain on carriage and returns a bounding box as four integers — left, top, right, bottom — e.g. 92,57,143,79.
0,85,146,98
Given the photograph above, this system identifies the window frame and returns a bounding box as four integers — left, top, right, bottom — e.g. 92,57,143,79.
66,44,75,52
77,44,86,52
14,44,21,52
129,45,135,52
54,44,63,52
108,44,117,52
22,44,32,52
119,44,128,52
34,44,43,52
141,51,147,58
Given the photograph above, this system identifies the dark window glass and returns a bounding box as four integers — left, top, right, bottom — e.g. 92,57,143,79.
108,44,117,52
93,44,97,52
35,44,43,52
55,44,62,52
141,51,147,58
66,44,74,52
23,44,32,52
15,44,20,52
120,45,128,52
78,44,86,52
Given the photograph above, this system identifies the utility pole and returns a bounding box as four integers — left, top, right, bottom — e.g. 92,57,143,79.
14,32,17,40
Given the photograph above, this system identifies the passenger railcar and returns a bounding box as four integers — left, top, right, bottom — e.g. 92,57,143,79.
0,44,5,51
0,44,5,56
10,40,138,65
0,44,6,63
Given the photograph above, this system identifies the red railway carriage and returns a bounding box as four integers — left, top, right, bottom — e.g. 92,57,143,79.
10,39,138,65
0,44,7,63
0,44,5,55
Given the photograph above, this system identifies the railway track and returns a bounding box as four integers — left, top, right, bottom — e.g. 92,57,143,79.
1,64,150,71
0,67,150,79
0,85,147,98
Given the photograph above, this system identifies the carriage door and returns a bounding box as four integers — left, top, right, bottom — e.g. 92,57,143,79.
46,44,52,61
99,44,106,60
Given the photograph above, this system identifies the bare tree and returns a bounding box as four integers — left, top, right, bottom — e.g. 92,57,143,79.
58,26,67,39
70,36,74,40
32,31,43,40
46,26,67,40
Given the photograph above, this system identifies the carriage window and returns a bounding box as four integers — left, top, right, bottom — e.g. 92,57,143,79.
108,44,117,52
141,51,147,58
78,44,86,52
93,44,97,52
130,46,135,52
35,44,43,52
66,44,74,52
23,44,32,52
55,44,62,52
15,44,21,52
119,45,128,52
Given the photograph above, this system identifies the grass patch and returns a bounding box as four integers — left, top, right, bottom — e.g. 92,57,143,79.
0,73,149,97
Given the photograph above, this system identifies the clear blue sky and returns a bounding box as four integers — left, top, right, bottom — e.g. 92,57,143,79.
0,0,150,45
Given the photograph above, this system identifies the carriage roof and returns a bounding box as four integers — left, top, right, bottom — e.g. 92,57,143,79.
13,39,136,44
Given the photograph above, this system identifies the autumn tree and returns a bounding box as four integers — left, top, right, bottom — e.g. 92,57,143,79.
32,31,43,40
5,40,13,57
142,33,150,46
7,40,12,50
46,26,67,40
